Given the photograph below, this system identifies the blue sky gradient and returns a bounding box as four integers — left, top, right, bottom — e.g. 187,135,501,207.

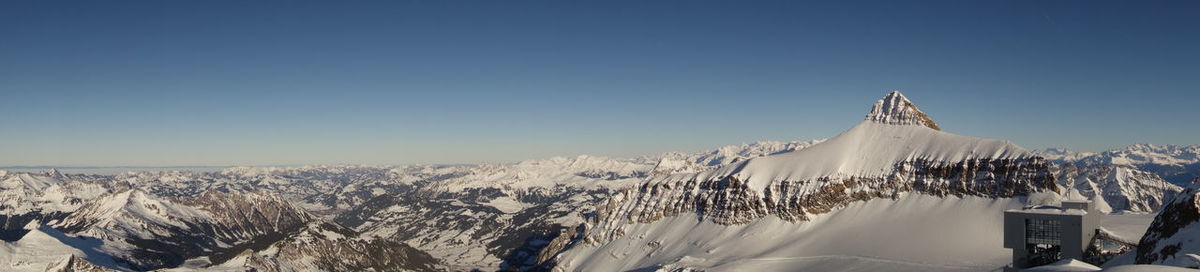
2,1,1198,166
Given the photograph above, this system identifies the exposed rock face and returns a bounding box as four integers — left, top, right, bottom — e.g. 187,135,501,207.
1053,163,1182,212
338,185,617,270
0,172,109,241
865,90,940,130
236,222,441,272
52,189,315,270
1136,184,1200,266
1041,144,1200,187
540,91,1058,268
43,255,116,272
581,157,1055,244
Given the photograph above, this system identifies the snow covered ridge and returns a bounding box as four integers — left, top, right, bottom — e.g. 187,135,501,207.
650,140,824,175
0,139,822,271
50,189,317,270
1036,144,1193,213
556,91,1058,255
217,222,441,271
0,172,109,241
1053,163,1182,213
1038,144,1200,186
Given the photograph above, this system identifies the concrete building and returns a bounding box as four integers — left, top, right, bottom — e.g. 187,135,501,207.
1003,195,1100,269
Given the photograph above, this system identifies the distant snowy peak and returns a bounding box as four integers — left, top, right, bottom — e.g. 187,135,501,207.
1055,163,1182,213
1037,148,1097,163
650,140,824,175
864,90,940,130
1037,144,1200,186
1096,144,1200,166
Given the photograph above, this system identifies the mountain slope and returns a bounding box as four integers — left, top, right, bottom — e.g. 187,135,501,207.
52,190,314,270
1135,183,1200,268
333,143,826,270
217,222,440,272
1054,163,1181,213
1042,144,1200,187
0,223,122,272
0,171,110,241
559,194,1027,271
548,91,1059,270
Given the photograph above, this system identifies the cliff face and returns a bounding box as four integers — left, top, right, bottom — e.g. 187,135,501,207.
234,222,442,272
865,90,940,130
43,255,117,272
1136,184,1200,266
581,157,1055,244
51,189,316,270
1052,163,1182,213
542,91,1060,268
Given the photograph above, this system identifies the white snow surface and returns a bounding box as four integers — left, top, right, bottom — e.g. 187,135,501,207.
1022,259,1102,272
0,172,108,214
656,121,1031,191
1024,258,1196,272
560,194,1020,271
0,223,124,272
557,194,1159,272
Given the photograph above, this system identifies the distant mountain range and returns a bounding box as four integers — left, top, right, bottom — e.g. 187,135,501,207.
0,91,1196,271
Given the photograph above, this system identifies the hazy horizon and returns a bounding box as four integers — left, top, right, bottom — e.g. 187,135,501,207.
4,1,1198,166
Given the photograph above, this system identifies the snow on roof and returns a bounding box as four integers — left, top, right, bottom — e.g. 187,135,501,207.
1007,206,1087,216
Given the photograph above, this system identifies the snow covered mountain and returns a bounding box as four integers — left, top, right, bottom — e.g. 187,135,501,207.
1052,163,1182,213
0,171,109,240
0,222,121,272
544,91,1061,270
212,222,440,271
50,189,315,270
650,140,823,175
1040,144,1200,187
1,92,1193,271
1135,183,1200,268
1036,145,1192,213
330,140,832,269
0,134,820,270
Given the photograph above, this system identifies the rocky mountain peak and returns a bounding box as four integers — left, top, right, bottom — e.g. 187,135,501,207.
865,90,940,130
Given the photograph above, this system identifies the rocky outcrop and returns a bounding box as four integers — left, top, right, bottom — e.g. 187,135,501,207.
865,90,940,130
238,222,441,272
580,157,1056,244
52,189,315,270
1041,144,1200,187
43,255,117,272
1053,163,1182,212
0,172,110,241
538,91,1060,268
1136,184,1200,266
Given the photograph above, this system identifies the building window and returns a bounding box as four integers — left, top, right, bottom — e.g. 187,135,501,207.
1026,218,1062,245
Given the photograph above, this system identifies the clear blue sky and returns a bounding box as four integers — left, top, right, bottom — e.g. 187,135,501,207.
2,1,1198,166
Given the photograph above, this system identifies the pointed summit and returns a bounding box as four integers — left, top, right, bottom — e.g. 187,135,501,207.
48,168,66,179
864,91,940,130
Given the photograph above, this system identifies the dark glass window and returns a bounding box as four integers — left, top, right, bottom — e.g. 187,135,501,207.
1026,218,1062,245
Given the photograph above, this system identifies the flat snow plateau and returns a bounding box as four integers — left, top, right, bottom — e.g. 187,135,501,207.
557,194,1156,272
